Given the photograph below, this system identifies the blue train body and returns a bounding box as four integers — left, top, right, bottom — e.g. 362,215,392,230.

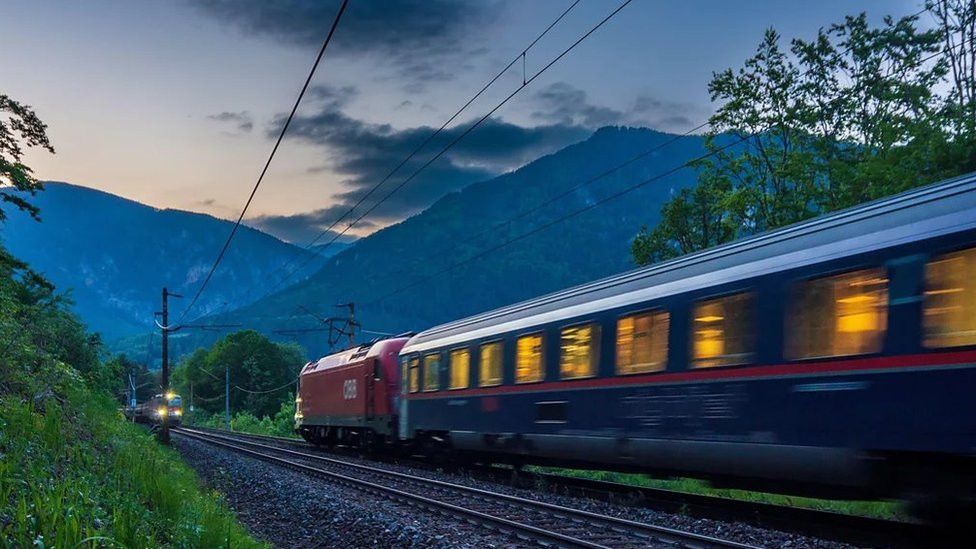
397,173,976,499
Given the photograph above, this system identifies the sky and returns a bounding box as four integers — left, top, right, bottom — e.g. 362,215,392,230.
2,0,920,244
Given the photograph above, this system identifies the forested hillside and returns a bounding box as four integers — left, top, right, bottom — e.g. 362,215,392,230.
192,127,710,358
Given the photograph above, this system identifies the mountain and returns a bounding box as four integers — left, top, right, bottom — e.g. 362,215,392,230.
194,127,710,359
1,182,326,344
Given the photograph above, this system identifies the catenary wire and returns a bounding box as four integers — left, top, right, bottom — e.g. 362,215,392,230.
177,0,349,325
364,28,960,305
262,0,635,295
255,0,584,293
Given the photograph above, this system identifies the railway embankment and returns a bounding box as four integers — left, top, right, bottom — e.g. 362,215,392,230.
176,427,873,549
0,368,267,547
173,434,491,548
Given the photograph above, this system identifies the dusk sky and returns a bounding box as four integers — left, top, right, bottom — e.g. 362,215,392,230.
3,0,919,243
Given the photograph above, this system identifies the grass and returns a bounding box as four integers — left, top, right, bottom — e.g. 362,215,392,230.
0,368,268,549
528,466,908,520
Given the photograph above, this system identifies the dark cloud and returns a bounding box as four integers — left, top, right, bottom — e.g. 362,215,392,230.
532,82,698,133
188,0,500,92
207,111,253,133
531,82,627,128
266,85,588,228
247,211,369,244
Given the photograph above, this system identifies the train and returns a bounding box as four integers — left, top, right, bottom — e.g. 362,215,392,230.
125,392,183,425
295,172,976,512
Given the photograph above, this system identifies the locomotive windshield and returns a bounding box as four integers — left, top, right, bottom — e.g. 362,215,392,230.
169,395,182,407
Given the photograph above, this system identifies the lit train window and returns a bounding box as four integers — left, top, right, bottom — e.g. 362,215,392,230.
479,341,503,387
408,357,420,393
924,247,976,348
560,323,600,379
423,354,440,392
516,333,544,383
787,268,888,359
449,348,470,389
616,310,669,374
692,292,755,367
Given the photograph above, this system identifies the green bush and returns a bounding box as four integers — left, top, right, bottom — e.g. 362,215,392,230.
0,381,268,548
191,397,298,439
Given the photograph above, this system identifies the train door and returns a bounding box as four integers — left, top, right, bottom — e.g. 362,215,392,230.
366,358,376,421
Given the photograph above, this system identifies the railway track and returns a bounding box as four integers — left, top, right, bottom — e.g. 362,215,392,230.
183,427,932,548
174,427,758,548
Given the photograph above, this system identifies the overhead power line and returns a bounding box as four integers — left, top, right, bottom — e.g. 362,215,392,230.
255,0,583,294
376,120,711,283
366,132,751,305
364,24,961,306
177,0,350,324
262,0,635,296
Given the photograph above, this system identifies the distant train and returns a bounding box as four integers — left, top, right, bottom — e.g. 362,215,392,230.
296,172,976,512
125,393,183,426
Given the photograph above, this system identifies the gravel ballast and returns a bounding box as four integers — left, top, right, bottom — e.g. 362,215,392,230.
172,435,509,548
174,432,865,548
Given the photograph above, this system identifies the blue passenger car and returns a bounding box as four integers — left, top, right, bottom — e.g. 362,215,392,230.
399,172,976,500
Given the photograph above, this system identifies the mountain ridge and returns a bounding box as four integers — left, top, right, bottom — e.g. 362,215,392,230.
194,126,710,359
1,181,327,346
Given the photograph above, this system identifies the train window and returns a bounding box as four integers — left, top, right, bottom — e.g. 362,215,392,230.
560,323,600,379
449,348,470,390
787,268,888,359
516,333,544,383
408,357,420,393
423,354,440,392
479,341,503,387
692,292,755,367
924,247,976,348
616,310,669,374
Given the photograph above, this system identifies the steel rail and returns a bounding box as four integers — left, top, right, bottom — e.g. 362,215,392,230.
175,427,756,549
184,426,931,547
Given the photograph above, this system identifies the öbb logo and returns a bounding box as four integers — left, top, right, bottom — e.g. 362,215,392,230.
343,379,358,400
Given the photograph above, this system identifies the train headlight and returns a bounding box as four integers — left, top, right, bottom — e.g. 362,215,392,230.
165,391,176,401
173,409,182,416
157,407,168,417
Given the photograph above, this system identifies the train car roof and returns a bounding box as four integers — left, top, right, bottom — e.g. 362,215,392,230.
402,171,976,354
302,337,409,375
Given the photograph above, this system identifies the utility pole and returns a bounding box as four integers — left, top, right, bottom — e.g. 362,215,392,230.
158,287,182,443
225,364,230,431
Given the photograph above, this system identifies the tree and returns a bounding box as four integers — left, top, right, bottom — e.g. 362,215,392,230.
928,0,976,173
0,95,54,222
633,6,969,266
631,176,734,264
172,330,306,418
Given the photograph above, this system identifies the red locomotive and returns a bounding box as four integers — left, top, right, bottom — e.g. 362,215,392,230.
295,337,408,448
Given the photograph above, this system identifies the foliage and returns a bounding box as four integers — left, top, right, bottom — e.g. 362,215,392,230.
172,330,305,418
633,4,976,264
0,98,265,547
0,245,105,397
0,381,267,548
107,353,160,403
0,242,266,547
191,398,299,439
0,94,54,222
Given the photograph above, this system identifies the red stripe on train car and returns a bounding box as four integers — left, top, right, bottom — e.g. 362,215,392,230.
404,349,976,400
